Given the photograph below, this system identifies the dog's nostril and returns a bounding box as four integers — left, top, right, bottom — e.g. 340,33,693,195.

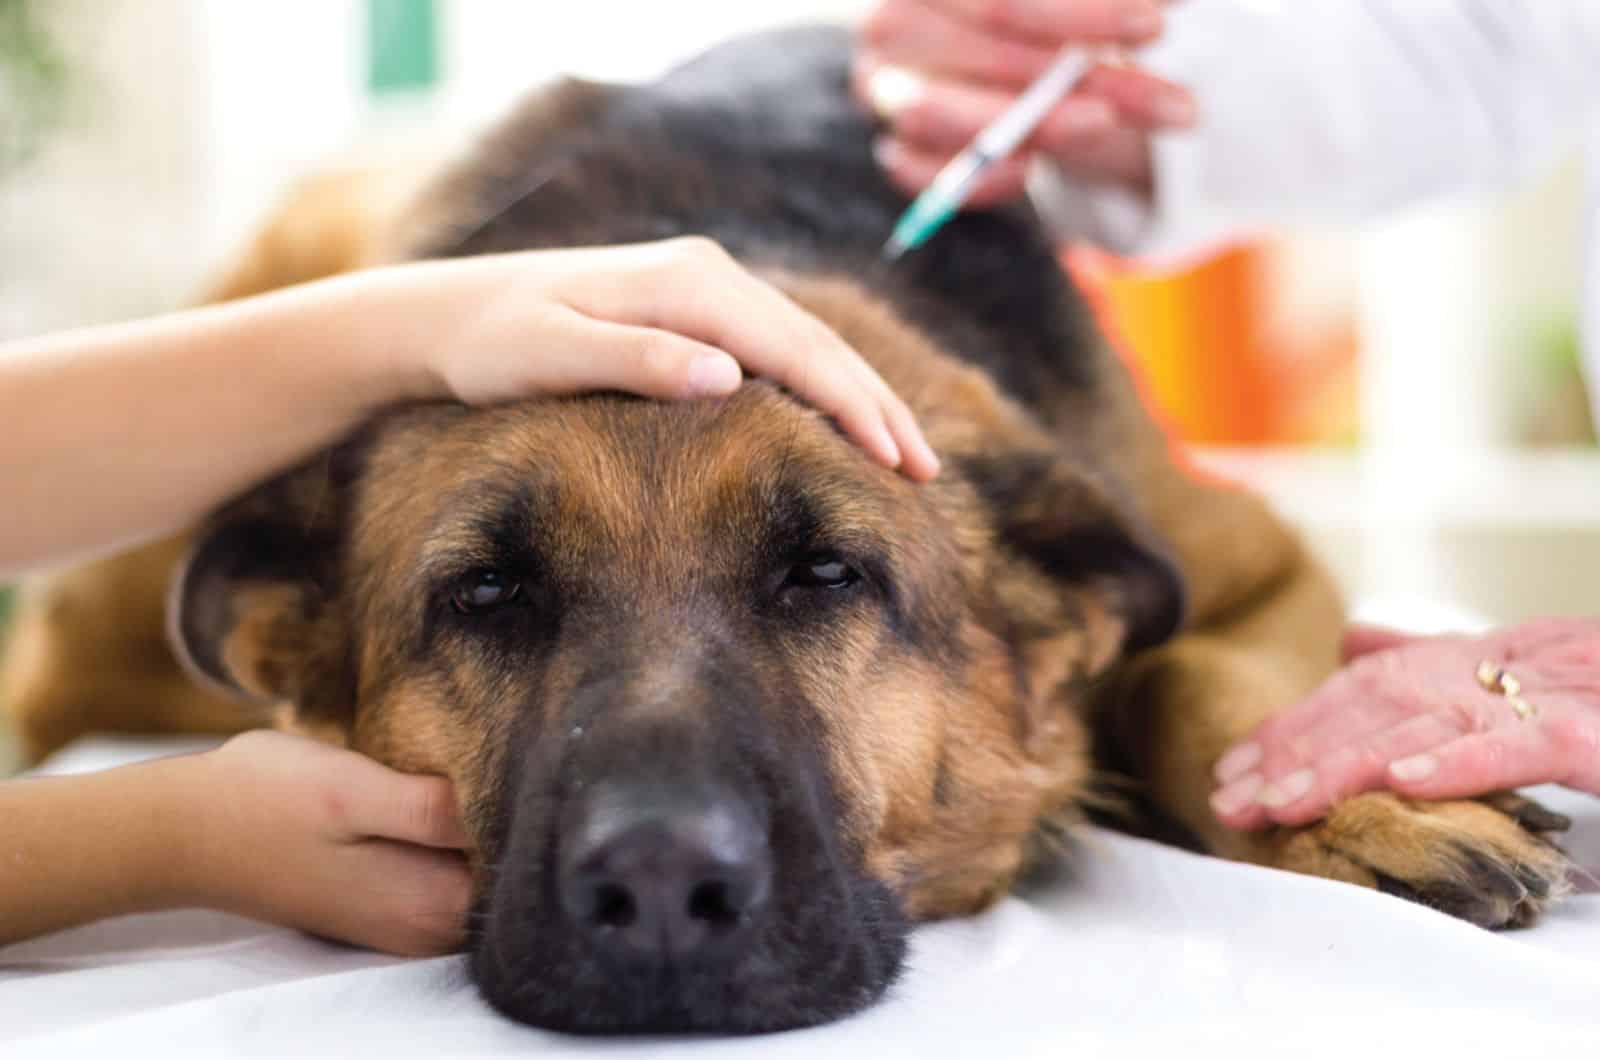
592,883,637,929
687,880,739,928
560,787,771,965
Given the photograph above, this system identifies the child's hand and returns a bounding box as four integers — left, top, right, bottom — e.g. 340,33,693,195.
182,731,473,957
2,236,937,578
361,238,939,480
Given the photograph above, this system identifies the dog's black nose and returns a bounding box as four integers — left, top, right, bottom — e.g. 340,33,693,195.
559,786,772,964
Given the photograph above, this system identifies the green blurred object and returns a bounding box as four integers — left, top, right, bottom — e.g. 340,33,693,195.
1516,311,1594,446
0,0,70,172
367,0,440,94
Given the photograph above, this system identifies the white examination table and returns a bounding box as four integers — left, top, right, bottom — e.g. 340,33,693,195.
3,734,1597,1058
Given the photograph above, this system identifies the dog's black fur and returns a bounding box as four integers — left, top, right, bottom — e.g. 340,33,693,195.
417,26,1108,406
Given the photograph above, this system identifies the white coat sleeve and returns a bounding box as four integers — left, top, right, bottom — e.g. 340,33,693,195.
1030,0,1600,260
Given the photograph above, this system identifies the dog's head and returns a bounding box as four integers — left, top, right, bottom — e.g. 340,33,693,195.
170,279,1181,1033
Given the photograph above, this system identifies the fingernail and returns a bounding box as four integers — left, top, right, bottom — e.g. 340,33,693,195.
1210,773,1263,818
1390,754,1437,783
685,353,741,396
866,65,925,121
1258,768,1314,808
1154,91,1197,128
1122,6,1163,38
1214,743,1262,784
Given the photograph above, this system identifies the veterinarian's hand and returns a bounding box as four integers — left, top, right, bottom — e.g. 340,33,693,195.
856,0,1194,205
380,238,939,480
183,731,473,956
1210,618,1600,829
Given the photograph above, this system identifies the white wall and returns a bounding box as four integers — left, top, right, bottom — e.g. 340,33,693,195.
0,1,872,341
0,1,212,336
441,1,867,101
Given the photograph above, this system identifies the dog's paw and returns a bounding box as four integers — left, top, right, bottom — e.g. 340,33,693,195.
1269,791,1571,929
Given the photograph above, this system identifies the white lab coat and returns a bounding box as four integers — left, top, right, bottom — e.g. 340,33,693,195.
1032,0,1600,393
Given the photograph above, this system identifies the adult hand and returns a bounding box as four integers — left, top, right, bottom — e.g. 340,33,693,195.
855,0,1195,205
376,237,939,480
182,731,473,956
1210,618,1600,829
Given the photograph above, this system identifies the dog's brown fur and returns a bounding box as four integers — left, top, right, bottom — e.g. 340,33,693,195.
0,167,417,759
1,38,1570,984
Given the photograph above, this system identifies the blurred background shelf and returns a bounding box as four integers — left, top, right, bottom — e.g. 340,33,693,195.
1193,446,1600,625
1194,447,1600,530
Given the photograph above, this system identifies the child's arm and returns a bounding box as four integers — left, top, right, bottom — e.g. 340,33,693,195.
0,238,938,579
1,731,471,956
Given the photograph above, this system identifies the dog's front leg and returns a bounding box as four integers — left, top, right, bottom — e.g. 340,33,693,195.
1095,534,1570,928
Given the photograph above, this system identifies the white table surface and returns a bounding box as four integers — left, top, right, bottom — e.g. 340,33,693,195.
3,737,1598,1058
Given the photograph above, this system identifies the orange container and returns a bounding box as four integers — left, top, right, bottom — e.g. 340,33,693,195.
1068,242,1359,446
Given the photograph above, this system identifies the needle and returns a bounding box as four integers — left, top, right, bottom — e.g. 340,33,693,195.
883,49,1094,261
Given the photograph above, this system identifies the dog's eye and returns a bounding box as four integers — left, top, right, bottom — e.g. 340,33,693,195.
783,553,860,591
451,569,522,614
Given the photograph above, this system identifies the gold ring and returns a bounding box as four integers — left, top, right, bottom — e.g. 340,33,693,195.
1476,660,1537,719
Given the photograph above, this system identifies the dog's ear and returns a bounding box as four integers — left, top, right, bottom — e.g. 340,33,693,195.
947,429,1190,717
964,446,1184,656
771,273,1183,668
168,450,361,726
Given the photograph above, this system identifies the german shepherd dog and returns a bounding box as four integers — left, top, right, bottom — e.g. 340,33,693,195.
1,27,1571,1034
